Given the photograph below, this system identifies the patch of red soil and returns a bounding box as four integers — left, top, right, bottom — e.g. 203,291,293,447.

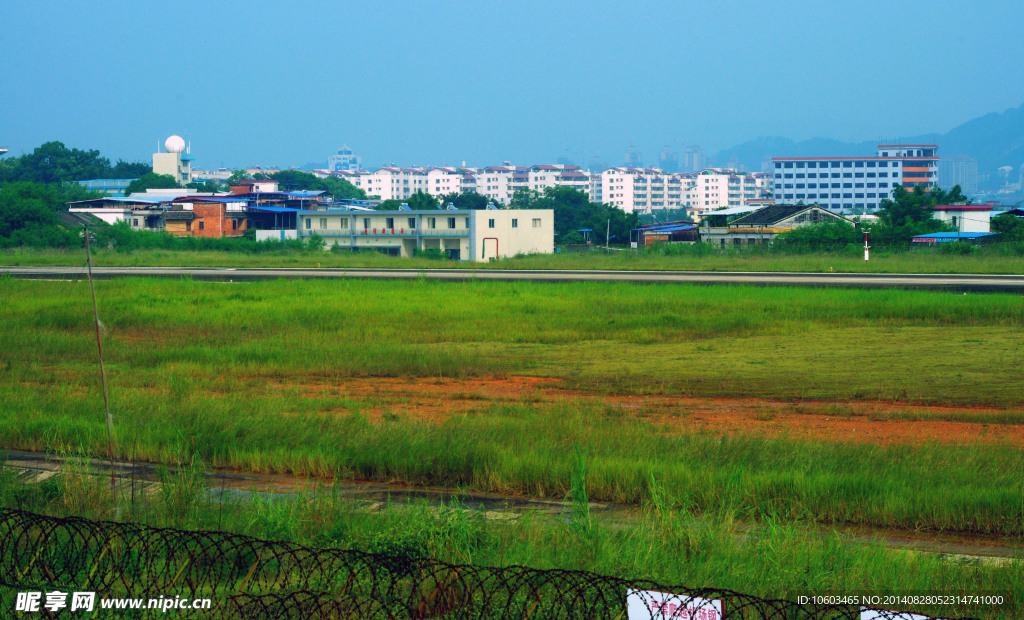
256,375,1024,447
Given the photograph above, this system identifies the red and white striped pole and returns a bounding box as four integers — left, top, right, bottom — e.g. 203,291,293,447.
864,231,870,261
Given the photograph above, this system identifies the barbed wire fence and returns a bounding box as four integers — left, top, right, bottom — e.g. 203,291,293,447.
0,508,980,619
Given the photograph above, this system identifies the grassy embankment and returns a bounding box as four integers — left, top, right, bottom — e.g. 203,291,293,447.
3,276,1023,617
4,242,1024,273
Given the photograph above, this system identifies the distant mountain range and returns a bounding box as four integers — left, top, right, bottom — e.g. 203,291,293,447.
717,103,1024,189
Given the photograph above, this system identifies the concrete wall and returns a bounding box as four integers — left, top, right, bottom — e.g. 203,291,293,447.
934,209,991,233
471,209,553,260
68,208,131,225
256,230,299,242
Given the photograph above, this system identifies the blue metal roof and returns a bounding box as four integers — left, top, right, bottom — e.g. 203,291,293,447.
640,225,697,233
248,206,300,213
912,232,995,242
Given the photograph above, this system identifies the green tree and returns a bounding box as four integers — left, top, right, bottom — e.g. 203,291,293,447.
185,180,222,193
438,192,490,210
512,187,639,245
872,185,959,244
125,173,180,196
266,170,368,201
0,142,152,185
773,220,861,252
0,141,110,184
377,191,440,211
110,160,152,178
991,213,1024,240
270,170,326,192
0,181,100,248
227,170,251,184
320,176,367,200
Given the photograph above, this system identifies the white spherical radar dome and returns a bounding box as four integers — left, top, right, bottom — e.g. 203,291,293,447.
165,135,186,153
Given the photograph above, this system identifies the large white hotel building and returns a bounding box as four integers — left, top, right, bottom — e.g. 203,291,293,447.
771,145,939,212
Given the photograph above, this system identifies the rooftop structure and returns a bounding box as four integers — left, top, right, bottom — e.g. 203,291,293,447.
700,204,851,248
328,145,361,172
152,135,193,185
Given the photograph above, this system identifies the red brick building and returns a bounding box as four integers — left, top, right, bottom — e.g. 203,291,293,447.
164,198,248,238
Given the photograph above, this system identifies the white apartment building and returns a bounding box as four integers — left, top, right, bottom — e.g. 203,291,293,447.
684,169,773,219
771,145,939,213
599,167,770,215
328,164,592,205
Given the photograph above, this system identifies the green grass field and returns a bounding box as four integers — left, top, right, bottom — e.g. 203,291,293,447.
2,276,1022,617
4,242,1024,273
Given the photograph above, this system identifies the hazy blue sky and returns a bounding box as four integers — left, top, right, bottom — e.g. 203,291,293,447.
3,0,1022,170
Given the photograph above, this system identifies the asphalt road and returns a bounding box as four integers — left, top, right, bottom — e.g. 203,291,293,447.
4,265,1024,292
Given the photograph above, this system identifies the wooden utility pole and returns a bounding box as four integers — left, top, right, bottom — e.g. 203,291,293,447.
83,225,117,512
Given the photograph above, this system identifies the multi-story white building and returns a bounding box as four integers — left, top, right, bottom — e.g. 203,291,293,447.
683,170,773,219
295,208,554,261
598,167,770,215
327,164,592,205
771,145,939,213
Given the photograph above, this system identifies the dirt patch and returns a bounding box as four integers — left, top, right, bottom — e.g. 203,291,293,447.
264,375,1024,447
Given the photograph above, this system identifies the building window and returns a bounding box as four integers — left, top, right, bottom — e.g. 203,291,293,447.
448,217,456,229
341,218,349,229
512,218,518,228
386,217,394,228
306,218,312,230
428,217,436,228
232,220,237,230
488,218,495,228
320,218,327,229
532,218,541,228
408,218,415,229
186,221,192,231
133,218,139,226
198,221,204,230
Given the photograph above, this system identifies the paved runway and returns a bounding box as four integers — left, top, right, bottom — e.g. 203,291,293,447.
4,265,1024,292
